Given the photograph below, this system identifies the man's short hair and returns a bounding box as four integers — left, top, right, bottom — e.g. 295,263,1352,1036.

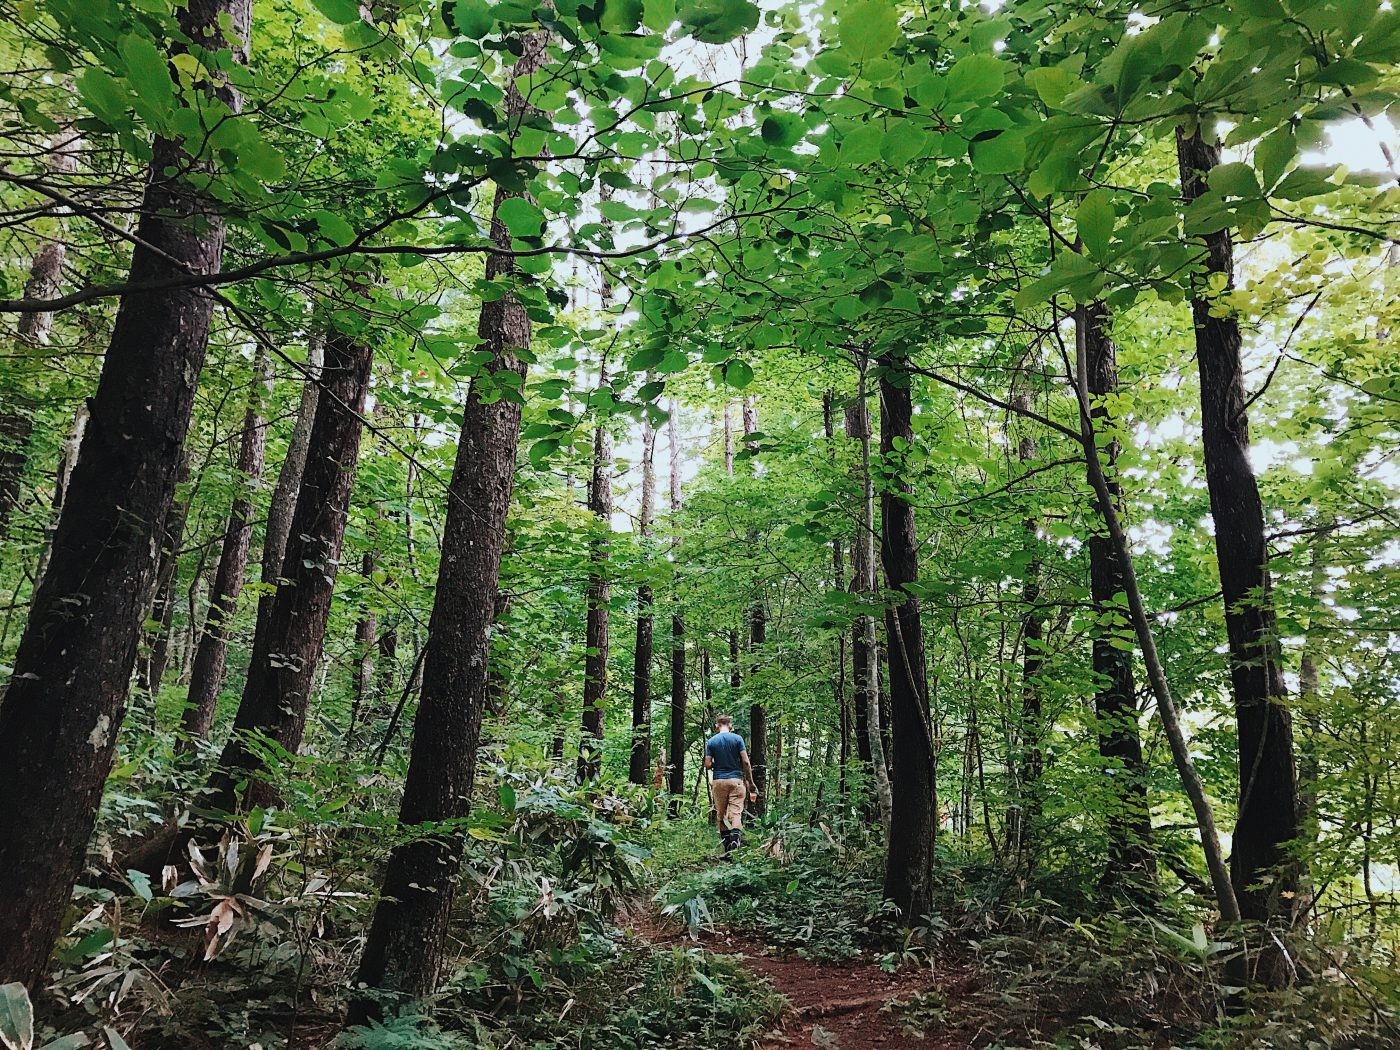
715,715,733,728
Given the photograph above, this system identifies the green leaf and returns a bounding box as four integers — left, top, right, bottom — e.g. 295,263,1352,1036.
498,782,518,810
312,0,362,24
1208,161,1260,198
945,54,1005,103
677,0,759,44
498,197,545,238
839,0,900,63
314,211,356,246
1075,188,1115,258
445,0,494,38
601,0,645,33
760,111,804,148
126,868,153,901
722,359,754,388
968,128,1025,175
0,982,34,1050
529,438,560,469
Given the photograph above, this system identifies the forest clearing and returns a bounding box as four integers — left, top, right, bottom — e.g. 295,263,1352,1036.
1,0,1398,1046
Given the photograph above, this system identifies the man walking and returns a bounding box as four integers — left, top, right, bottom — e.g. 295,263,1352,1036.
704,715,758,854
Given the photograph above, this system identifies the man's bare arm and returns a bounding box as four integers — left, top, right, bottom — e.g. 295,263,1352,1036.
703,754,714,770
741,752,757,794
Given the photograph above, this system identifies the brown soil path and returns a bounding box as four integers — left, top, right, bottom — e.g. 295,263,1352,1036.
631,912,975,1049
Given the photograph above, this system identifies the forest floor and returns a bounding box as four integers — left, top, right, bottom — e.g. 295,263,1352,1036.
631,909,978,1049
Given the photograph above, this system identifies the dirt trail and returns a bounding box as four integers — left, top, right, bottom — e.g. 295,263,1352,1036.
632,914,973,1049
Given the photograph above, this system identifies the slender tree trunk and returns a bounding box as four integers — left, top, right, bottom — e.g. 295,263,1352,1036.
35,401,88,584
139,449,193,695
1178,129,1300,939
578,379,612,782
350,29,548,1014
0,0,251,987
741,397,768,813
629,414,657,785
348,550,378,754
877,354,936,921
847,386,891,828
0,131,78,542
1071,302,1240,925
827,390,850,801
182,348,271,742
261,334,325,588
207,330,373,811
1080,302,1154,889
1011,391,1044,867
666,402,687,805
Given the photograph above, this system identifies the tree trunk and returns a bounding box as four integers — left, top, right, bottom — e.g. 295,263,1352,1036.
0,0,251,988
666,401,687,804
846,388,891,828
35,401,89,585
350,28,548,1015
741,397,768,813
1071,300,1240,926
348,550,378,754
1010,392,1044,867
578,383,612,782
1177,129,1300,936
0,131,78,543
877,354,936,921
261,334,325,588
629,414,656,785
1080,302,1155,889
182,348,271,742
139,450,193,696
823,393,850,801
207,330,373,811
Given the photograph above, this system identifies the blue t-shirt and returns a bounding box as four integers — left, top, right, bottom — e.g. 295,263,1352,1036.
705,731,747,780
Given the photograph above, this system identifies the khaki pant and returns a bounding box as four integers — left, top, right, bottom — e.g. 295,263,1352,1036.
712,778,746,831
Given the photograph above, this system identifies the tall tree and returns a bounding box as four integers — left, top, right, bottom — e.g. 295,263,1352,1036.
351,27,550,1013
741,396,767,813
667,400,687,808
877,353,936,920
629,412,657,785
846,383,891,828
1010,388,1044,866
823,392,850,800
0,128,77,542
261,335,325,587
182,347,272,742
1080,302,1154,888
207,327,374,811
1177,128,1300,934
578,359,613,782
0,0,253,987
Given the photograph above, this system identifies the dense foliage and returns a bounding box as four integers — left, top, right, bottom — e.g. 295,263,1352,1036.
1,0,1397,1046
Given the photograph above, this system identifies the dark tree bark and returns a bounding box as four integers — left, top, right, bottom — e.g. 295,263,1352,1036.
347,550,378,754
350,29,548,1015
578,385,612,782
261,334,324,588
1,132,77,543
0,0,251,988
139,449,193,696
1177,129,1301,934
1010,392,1044,866
845,394,887,822
629,414,657,785
666,402,687,803
741,397,768,813
182,349,271,741
1080,302,1155,888
877,353,937,921
823,393,850,800
207,330,373,811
